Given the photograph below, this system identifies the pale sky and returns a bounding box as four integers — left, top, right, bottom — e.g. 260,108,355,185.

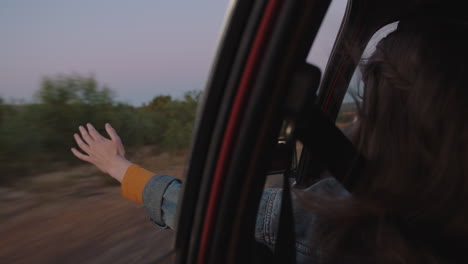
0,0,347,105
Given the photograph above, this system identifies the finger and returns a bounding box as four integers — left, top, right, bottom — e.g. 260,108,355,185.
71,147,91,162
106,123,125,156
87,123,105,141
74,133,91,154
105,123,120,142
79,125,94,145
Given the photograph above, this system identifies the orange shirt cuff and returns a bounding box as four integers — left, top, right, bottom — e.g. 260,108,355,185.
121,164,155,204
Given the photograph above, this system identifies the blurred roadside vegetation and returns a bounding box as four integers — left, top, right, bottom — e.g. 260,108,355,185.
0,74,200,184
336,102,358,125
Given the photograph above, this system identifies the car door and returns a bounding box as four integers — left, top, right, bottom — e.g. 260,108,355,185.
172,1,331,263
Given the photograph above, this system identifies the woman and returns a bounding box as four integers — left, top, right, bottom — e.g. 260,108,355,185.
72,16,468,263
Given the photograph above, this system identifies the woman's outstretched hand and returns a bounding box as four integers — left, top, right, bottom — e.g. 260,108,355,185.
71,123,131,183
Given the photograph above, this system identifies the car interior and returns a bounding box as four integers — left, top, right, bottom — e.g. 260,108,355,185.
147,1,467,263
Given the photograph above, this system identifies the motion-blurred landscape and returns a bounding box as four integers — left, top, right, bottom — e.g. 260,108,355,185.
0,75,197,263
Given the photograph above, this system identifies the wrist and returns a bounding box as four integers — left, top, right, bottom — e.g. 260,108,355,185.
107,156,132,183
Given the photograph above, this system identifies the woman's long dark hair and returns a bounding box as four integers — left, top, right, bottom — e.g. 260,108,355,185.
303,17,468,264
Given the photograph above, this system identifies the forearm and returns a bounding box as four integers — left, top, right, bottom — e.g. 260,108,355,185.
121,164,154,203
107,157,132,183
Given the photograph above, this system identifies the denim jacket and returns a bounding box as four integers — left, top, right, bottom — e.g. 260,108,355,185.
142,175,349,264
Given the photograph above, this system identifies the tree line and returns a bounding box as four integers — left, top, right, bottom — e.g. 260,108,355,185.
0,74,200,183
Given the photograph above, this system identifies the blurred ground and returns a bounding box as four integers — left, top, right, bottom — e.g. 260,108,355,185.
0,147,186,264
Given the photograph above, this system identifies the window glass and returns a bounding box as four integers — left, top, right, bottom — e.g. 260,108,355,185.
306,0,348,73
336,22,399,129
0,1,228,263
265,0,348,188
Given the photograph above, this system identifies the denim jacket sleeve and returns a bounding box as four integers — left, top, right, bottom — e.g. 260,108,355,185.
142,174,182,229
142,175,348,262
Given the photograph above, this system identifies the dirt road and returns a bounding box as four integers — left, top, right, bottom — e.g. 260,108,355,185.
0,151,186,264
1,187,176,263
